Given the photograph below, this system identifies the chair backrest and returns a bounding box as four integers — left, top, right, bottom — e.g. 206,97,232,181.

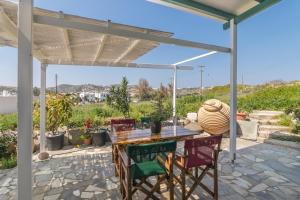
127,140,177,163
184,135,222,168
111,119,136,132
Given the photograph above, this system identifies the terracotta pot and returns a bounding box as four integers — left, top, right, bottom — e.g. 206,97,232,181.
83,138,92,145
237,112,247,120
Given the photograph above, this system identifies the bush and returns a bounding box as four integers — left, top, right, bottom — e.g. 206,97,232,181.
0,154,17,169
278,114,293,127
238,85,300,112
0,133,17,158
0,114,17,132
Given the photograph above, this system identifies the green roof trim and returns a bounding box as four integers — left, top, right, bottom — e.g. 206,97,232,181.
159,0,235,21
223,0,281,30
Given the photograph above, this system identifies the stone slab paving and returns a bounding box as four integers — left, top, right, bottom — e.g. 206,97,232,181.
1,138,300,200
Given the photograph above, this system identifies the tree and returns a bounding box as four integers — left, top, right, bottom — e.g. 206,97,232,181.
137,78,152,101
33,87,40,96
159,83,169,98
167,82,173,97
107,77,131,118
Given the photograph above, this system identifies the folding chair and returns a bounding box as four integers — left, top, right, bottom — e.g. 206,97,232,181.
174,135,222,200
111,119,136,176
119,140,177,200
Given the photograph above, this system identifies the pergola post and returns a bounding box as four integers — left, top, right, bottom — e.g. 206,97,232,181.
17,0,33,199
40,63,47,153
172,65,177,125
229,19,237,163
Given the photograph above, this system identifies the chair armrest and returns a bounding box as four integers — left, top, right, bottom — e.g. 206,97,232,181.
119,149,135,167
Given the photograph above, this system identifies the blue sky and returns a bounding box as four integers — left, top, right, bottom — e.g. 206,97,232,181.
0,0,299,88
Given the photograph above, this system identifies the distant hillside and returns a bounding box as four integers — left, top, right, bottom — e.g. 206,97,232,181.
0,80,299,94
47,84,107,93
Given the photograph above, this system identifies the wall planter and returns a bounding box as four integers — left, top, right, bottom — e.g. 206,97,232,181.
92,129,106,146
68,128,83,145
46,132,64,151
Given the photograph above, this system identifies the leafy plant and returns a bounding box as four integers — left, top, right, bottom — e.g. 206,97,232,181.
278,114,293,127
107,77,131,118
150,90,167,123
0,133,17,158
35,94,74,134
0,154,17,169
0,114,17,132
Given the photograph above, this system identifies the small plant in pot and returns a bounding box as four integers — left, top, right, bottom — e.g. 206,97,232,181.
80,118,93,145
150,90,166,135
45,94,73,151
237,110,247,121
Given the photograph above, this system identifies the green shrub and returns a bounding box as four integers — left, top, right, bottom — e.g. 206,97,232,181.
238,85,300,112
0,154,17,169
293,122,300,134
0,114,17,132
0,133,17,159
278,114,293,127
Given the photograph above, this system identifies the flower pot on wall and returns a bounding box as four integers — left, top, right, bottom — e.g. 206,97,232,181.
237,112,247,120
46,133,64,151
83,138,92,145
151,121,162,135
68,128,83,145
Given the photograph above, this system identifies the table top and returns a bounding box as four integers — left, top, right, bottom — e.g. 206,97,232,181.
108,126,200,145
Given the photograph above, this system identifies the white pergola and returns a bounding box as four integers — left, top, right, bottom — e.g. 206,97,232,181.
0,0,280,199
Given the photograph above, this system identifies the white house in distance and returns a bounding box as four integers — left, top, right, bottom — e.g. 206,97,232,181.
79,91,109,102
0,90,16,97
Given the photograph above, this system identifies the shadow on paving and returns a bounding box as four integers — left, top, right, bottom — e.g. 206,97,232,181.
0,139,300,200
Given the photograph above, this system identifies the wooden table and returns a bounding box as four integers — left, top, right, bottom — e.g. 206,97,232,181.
108,126,200,176
109,126,200,145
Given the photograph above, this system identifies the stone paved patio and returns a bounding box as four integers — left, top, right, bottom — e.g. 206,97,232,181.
1,138,300,200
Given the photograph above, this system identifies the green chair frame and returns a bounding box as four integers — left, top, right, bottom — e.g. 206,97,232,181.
119,140,177,200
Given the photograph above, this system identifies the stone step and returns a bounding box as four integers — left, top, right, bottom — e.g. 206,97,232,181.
259,125,292,132
250,118,279,125
249,110,284,120
258,130,272,138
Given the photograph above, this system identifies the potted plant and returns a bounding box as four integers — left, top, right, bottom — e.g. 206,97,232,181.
150,112,163,134
237,110,247,120
45,94,73,150
80,133,92,145
90,116,106,146
80,118,93,145
150,90,166,135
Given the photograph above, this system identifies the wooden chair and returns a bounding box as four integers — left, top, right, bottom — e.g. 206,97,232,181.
174,135,222,200
119,140,177,200
111,119,136,176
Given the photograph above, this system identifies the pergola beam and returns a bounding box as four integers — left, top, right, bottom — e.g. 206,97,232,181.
148,0,234,22
46,62,193,70
0,6,45,60
33,15,231,53
93,35,107,64
114,39,140,63
62,29,72,61
223,0,281,30
173,51,217,65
